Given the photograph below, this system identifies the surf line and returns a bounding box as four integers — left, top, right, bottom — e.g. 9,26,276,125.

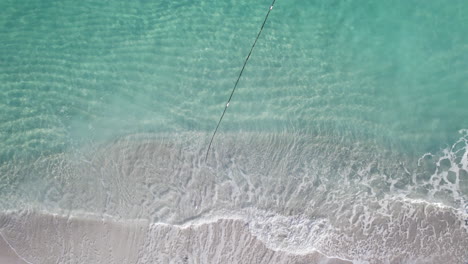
205,0,277,161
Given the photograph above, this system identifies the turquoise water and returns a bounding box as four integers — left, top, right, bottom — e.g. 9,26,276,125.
1,0,468,262
1,0,467,160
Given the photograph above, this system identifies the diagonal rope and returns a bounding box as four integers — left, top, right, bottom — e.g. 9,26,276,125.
205,0,277,161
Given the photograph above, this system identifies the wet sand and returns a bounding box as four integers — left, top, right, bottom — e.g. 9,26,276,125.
0,210,351,264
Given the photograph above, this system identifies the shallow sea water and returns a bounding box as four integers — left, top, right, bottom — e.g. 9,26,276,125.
1,0,468,263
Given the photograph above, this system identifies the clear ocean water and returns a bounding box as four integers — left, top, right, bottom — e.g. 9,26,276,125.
1,0,467,262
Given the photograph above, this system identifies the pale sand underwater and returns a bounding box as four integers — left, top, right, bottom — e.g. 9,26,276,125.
1,0,468,263
1,132,467,263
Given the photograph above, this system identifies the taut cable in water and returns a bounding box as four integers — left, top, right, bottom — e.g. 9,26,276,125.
205,0,277,161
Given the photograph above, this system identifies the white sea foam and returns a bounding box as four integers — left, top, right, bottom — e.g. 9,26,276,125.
414,129,468,210
0,209,352,264
0,131,467,263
